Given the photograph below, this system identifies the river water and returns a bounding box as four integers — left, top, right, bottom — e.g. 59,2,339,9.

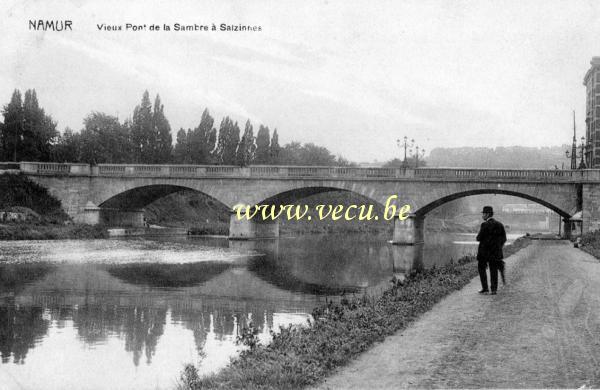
0,232,520,390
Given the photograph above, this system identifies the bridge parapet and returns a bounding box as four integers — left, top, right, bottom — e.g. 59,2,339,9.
20,161,90,176
15,161,600,182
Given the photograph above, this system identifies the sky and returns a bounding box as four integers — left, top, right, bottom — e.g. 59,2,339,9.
1,0,600,162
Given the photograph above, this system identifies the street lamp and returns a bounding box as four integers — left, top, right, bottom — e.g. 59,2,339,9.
396,136,414,168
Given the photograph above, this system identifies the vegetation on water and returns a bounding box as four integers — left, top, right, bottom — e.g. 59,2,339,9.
179,237,531,390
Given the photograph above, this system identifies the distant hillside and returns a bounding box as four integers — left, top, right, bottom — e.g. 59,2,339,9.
427,145,572,169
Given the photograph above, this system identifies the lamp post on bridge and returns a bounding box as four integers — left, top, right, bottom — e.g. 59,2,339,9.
397,136,414,168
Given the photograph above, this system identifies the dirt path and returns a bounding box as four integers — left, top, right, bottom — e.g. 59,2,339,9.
316,241,600,389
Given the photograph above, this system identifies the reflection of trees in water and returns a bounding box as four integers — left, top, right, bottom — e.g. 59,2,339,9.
0,305,49,364
0,301,275,367
0,263,54,294
171,310,209,354
106,262,232,287
122,307,166,366
69,305,167,366
171,307,271,345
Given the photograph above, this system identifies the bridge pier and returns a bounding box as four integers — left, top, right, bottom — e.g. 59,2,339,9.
101,208,145,227
229,212,279,240
391,243,424,274
73,202,145,227
392,214,424,245
562,218,573,239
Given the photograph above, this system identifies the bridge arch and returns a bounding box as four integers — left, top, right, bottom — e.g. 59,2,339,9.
414,189,573,218
98,184,230,211
254,186,385,209
95,184,231,227
392,188,576,245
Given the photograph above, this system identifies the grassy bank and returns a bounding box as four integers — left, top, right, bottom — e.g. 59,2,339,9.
0,223,108,240
579,230,600,259
0,173,108,240
180,236,531,390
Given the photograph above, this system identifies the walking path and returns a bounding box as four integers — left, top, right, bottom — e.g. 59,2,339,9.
317,241,600,389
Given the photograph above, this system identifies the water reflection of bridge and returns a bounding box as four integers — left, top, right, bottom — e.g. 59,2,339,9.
0,231,443,368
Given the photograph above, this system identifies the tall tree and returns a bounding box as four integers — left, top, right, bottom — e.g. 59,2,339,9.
255,125,270,164
215,117,239,165
152,95,172,163
1,90,23,161
189,108,216,164
0,89,57,162
236,120,256,166
269,129,280,164
131,91,154,163
22,89,57,161
173,128,190,163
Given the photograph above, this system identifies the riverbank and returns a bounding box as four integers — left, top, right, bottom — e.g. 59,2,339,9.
179,236,531,390
578,230,600,258
0,223,108,240
319,239,600,389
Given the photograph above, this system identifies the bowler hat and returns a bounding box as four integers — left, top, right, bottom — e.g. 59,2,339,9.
482,206,494,214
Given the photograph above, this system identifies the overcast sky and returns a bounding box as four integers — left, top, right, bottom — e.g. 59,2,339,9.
1,0,600,162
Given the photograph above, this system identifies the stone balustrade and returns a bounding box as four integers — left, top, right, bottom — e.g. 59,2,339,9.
13,161,600,182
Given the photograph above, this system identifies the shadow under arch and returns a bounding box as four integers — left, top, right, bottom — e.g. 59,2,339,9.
98,184,230,211
255,186,385,209
105,261,233,288
414,189,573,219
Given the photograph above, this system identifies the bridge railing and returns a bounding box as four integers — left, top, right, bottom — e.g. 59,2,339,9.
15,162,600,181
19,162,91,175
413,168,582,180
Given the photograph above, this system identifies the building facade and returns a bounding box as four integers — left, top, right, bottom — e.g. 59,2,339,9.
584,57,600,167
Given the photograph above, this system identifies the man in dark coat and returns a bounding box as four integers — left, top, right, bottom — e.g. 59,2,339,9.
476,206,507,295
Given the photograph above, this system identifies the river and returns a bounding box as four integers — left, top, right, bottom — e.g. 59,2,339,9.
0,232,520,390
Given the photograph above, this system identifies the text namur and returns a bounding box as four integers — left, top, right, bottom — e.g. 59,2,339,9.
29,20,73,31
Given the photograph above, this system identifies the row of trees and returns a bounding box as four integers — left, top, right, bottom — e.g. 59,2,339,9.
172,111,281,166
0,89,351,166
0,89,57,162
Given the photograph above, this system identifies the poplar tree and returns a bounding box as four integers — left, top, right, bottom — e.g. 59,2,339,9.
1,89,23,161
236,119,256,166
254,125,270,164
0,89,57,161
215,117,240,164
270,128,280,164
190,108,216,164
131,91,153,163
152,94,172,163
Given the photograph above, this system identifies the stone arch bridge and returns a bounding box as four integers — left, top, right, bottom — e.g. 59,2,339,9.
8,162,600,243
